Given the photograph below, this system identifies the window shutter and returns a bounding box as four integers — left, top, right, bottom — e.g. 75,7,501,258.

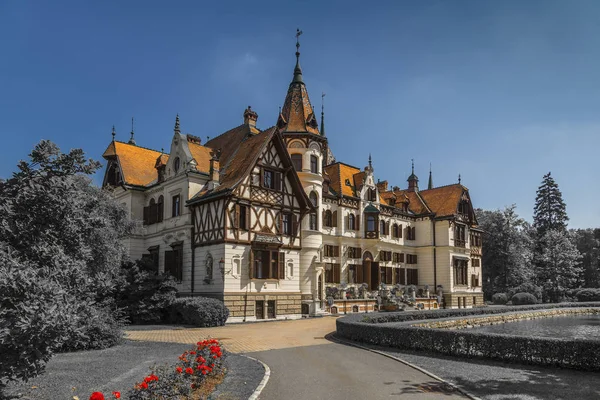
332,211,338,227
279,212,283,235
292,214,298,237
386,267,392,284
158,202,164,222
400,253,405,263
279,252,285,279
274,172,282,191
400,268,406,285
246,206,251,230
249,250,255,279
399,224,403,238
386,221,390,235
322,210,326,226
414,254,418,264
357,263,363,283
260,168,264,188
412,227,416,240
233,204,240,228
334,246,340,257
345,215,349,230
334,264,340,283
379,250,384,261
143,206,149,225
356,215,360,232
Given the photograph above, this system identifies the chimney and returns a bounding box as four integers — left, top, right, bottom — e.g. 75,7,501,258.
243,106,258,128
376,180,388,193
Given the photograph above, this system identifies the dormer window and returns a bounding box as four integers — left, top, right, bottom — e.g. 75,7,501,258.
367,188,377,201
174,157,181,173
261,168,282,191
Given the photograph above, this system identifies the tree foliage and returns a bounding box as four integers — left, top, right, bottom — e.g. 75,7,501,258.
0,141,136,386
570,228,600,288
533,172,568,235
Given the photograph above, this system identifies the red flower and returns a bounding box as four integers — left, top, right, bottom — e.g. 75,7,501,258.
112,392,121,399
185,367,194,374
139,382,148,390
176,366,183,373
189,351,196,355
90,393,105,400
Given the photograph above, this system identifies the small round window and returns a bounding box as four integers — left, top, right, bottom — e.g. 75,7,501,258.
174,157,180,173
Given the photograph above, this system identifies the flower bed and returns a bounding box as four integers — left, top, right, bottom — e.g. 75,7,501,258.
336,302,600,371
84,339,227,399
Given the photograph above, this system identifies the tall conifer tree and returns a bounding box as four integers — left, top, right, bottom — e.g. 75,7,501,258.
533,172,568,235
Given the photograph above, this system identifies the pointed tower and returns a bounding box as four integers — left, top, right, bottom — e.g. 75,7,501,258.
407,159,419,192
428,163,433,190
128,117,136,145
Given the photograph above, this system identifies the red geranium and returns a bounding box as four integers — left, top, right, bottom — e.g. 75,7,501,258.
112,392,121,399
176,366,183,373
90,393,105,400
185,367,194,374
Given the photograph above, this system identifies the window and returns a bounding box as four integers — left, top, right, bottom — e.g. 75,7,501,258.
291,154,302,171
323,210,336,227
379,250,392,262
393,252,405,263
205,253,213,281
174,157,180,173
454,258,468,285
367,215,376,232
367,188,377,201
406,226,416,240
348,247,361,259
407,269,419,285
471,258,480,268
309,212,318,230
380,220,386,235
392,224,399,238
309,191,318,207
470,232,482,247
310,155,318,173
172,195,181,217
233,204,250,230
325,263,341,283
406,254,418,264
251,249,285,279
143,197,164,225
157,196,164,222
458,200,469,216
381,267,393,284
471,275,480,287
262,169,282,191
348,264,358,284
455,224,466,247
395,268,406,285
348,213,355,230
165,243,183,281
324,245,340,257
141,246,160,274
281,212,294,236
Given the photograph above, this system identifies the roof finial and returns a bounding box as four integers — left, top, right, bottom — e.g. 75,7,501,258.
320,92,326,136
428,162,433,190
458,173,462,184
411,158,415,174
174,114,181,134
292,28,304,84
368,153,372,169
128,117,136,145
111,125,116,141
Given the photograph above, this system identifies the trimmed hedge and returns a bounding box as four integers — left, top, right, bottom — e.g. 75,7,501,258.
492,293,508,305
336,302,600,371
511,292,538,305
576,288,600,302
169,297,229,327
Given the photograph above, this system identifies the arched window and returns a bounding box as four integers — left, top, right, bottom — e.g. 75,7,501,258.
157,195,164,222
309,191,318,207
367,215,375,232
150,198,156,206
309,212,318,230
348,213,355,230
174,157,181,173
392,223,398,238
205,253,213,281
310,155,318,174
380,220,386,235
291,154,302,171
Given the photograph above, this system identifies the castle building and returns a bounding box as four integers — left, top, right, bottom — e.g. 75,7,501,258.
102,37,483,321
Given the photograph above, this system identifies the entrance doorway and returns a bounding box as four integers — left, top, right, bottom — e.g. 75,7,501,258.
362,251,379,290
256,300,264,319
370,262,380,290
267,300,276,319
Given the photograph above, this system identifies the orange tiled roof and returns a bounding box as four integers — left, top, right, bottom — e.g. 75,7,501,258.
187,141,212,174
278,82,320,135
418,184,465,217
325,162,362,197
102,141,163,187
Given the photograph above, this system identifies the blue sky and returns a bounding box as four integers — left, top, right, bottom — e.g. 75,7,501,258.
1,0,599,228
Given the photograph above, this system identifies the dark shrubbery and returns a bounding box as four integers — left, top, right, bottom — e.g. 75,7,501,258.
511,292,538,305
492,293,508,305
508,283,543,301
117,259,178,324
169,297,230,327
576,288,600,302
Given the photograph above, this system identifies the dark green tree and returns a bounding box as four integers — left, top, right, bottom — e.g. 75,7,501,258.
571,228,600,288
533,172,568,235
0,141,136,387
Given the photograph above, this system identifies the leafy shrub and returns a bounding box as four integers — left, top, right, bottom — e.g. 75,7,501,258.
58,303,125,352
492,293,508,305
117,259,178,324
508,283,543,301
169,297,229,327
511,292,538,305
576,288,600,302
126,339,227,399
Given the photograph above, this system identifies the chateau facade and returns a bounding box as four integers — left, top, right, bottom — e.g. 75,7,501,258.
102,41,483,322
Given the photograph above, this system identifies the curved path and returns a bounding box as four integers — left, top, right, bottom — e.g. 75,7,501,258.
126,317,469,399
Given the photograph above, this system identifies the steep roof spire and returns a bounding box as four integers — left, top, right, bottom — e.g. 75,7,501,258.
292,28,304,84
111,125,116,141
428,163,433,190
458,173,462,184
174,114,181,134
407,159,419,192
128,117,136,145
320,92,326,136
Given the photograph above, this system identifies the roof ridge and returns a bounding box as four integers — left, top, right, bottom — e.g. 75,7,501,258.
414,190,433,213
206,123,257,147
114,140,162,154
420,183,466,192
325,160,361,170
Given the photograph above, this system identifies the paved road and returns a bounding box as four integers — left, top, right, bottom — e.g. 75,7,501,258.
250,342,468,400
